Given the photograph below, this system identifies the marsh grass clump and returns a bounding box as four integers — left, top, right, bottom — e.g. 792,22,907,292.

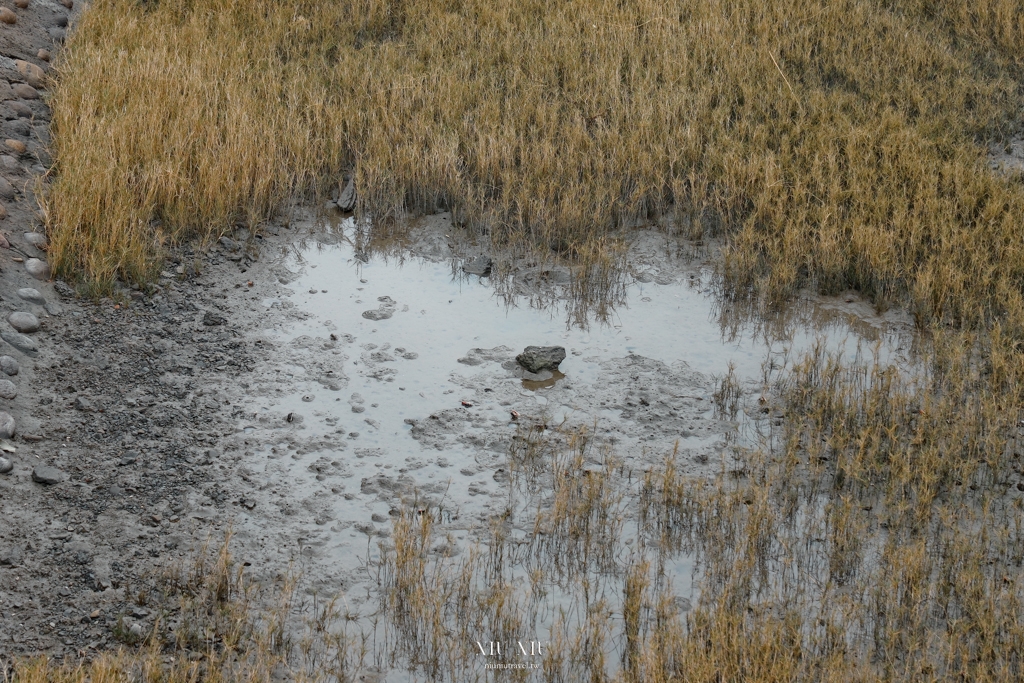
636,339,1024,681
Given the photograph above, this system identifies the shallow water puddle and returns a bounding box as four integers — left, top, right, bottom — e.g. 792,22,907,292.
234,219,908,677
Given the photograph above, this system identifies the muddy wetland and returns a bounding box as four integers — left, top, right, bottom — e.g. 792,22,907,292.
5,0,1024,681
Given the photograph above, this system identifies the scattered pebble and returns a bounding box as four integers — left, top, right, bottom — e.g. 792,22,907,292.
6,102,30,119
0,356,19,376
14,60,45,89
8,311,39,333
11,84,38,100
0,456,11,474
16,288,44,305
4,140,26,155
0,380,16,400
0,177,15,200
1,329,36,354
22,232,46,249
0,411,14,438
0,8,16,24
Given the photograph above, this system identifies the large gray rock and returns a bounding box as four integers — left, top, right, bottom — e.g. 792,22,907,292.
8,312,39,333
32,464,63,485
516,346,566,373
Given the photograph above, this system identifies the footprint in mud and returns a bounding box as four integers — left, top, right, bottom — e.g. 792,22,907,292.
362,295,397,320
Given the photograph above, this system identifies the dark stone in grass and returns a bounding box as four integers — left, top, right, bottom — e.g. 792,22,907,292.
516,346,566,373
337,178,356,212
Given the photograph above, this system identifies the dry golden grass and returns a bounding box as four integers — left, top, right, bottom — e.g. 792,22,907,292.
45,0,1024,321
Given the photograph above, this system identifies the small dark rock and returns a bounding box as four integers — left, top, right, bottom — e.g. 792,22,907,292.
31,464,63,485
516,346,566,373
